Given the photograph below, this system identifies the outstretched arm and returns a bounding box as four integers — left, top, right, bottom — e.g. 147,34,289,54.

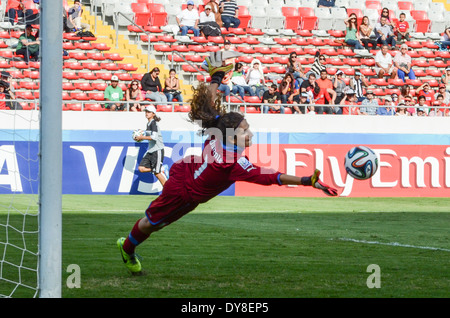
279,170,338,196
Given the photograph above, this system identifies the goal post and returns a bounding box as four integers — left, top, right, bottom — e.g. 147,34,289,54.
38,0,63,298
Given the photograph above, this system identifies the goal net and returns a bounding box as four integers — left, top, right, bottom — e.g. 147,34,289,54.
0,108,40,298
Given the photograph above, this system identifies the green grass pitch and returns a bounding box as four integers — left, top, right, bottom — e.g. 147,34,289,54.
1,195,449,298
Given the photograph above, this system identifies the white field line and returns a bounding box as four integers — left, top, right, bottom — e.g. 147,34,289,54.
334,238,450,252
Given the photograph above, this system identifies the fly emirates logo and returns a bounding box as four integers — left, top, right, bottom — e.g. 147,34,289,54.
282,146,450,196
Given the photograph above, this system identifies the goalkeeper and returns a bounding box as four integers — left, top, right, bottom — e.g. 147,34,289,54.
117,51,338,275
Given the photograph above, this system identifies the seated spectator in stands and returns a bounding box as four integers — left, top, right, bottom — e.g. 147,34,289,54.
374,16,396,48
359,16,378,51
126,80,144,112
395,102,410,116
340,89,361,115
428,94,447,117
141,67,168,104
375,44,398,79
441,67,450,92
219,0,240,31
332,70,347,105
246,60,267,98
262,84,283,114
287,52,305,84
344,13,364,50
104,75,124,111
391,93,399,106
349,70,369,102
0,80,16,110
164,69,183,106
298,92,310,114
399,85,413,103
176,0,200,37
7,0,37,26
417,82,435,106
316,69,336,114
199,4,221,38
16,25,39,63
404,97,416,116
231,63,255,100
205,0,222,27
280,72,301,114
360,90,378,115
1,71,15,96
308,51,327,79
435,84,449,104
312,86,334,115
218,69,232,99
378,7,395,29
317,0,335,8
414,95,428,115
439,27,450,51
416,107,427,117
395,12,410,43
394,44,415,82
67,0,90,32
377,96,396,115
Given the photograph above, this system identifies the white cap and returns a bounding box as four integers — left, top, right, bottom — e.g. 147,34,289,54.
111,75,119,81
144,105,157,114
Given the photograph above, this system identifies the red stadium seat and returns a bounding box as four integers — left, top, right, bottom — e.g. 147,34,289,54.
298,7,317,31
78,72,97,81
237,6,251,28
74,82,94,91
282,7,300,30
104,53,124,61
148,3,168,27
410,10,431,33
131,3,151,26
397,1,414,11
88,93,105,101
62,82,75,90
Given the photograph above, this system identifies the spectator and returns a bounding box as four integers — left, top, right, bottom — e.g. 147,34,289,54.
231,63,254,100
404,97,416,116
438,27,450,51
349,70,369,102
399,85,414,103
287,52,305,84
332,70,347,105
441,67,450,92
219,0,240,31
340,89,361,115
141,67,168,104
176,0,200,37
262,84,283,114
391,93,399,106
360,89,379,115
316,69,336,114
67,0,90,32
0,80,16,110
417,82,435,106
1,71,15,95
104,75,124,111
429,94,447,117
395,102,410,116
16,25,39,63
205,0,222,27
394,44,415,82
309,51,327,78
416,107,427,117
218,69,232,99
246,60,267,98
344,13,364,50
126,80,144,112
435,84,449,104
359,16,378,51
299,92,313,114
164,69,183,105
414,95,428,115
317,0,335,8
377,96,396,115
395,12,410,43
199,4,221,38
378,7,395,29
375,44,398,79
374,16,396,48
7,0,36,26
280,72,301,114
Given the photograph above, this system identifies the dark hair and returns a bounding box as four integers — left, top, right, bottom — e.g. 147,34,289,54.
188,83,245,143
169,68,176,73
234,62,243,71
150,67,160,74
348,13,358,30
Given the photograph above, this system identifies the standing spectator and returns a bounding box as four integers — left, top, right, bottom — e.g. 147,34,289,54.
104,75,124,111
67,0,90,32
359,16,378,51
262,84,283,114
374,16,396,49
163,69,183,105
416,82,435,106
286,52,305,84
231,63,254,100
344,13,364,50
176,0,200,37
317,0,335,8
7,0,36,26
349,70,369,102
374,44,398,79
246,60,267,98
395,12,410,43
332,70,347,106
394,44,415,83
441,67,450,93
16,24,39,63
360,90,379,115
435,84,449,104
340,89,361,115
126,80,144,112
377,96,396,115
141,67,168,104
316,69,336,114
219,0,240,31
438,27,450,51
280,72,301,114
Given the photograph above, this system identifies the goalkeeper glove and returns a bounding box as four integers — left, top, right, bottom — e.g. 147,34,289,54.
307,169,338,197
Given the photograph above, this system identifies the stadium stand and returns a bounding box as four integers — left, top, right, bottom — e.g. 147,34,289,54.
0,0,449,114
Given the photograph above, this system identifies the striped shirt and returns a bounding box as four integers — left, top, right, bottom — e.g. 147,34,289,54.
219,0,238,17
